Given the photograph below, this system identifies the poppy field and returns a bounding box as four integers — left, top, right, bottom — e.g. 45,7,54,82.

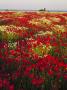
0,11,67,90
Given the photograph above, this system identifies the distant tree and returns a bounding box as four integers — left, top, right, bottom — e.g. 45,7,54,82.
44,8,46,11
39,8,46,11
5,9,9,11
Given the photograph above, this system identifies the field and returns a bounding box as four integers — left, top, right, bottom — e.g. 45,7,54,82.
0,11,67,90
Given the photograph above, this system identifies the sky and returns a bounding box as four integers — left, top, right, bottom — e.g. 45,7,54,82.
0,0,67,10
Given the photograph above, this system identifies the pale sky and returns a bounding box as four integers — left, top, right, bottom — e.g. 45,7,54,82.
0,0,67,10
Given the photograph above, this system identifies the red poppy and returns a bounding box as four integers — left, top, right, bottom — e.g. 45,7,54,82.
32,77,44,87
48,70,54,76
10,50,16,55
9,84,14,90
0,78,2,88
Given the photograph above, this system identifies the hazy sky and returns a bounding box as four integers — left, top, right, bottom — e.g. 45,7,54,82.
0,0,67,10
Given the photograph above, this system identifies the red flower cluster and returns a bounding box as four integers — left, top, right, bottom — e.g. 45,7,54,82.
0,11,67,90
